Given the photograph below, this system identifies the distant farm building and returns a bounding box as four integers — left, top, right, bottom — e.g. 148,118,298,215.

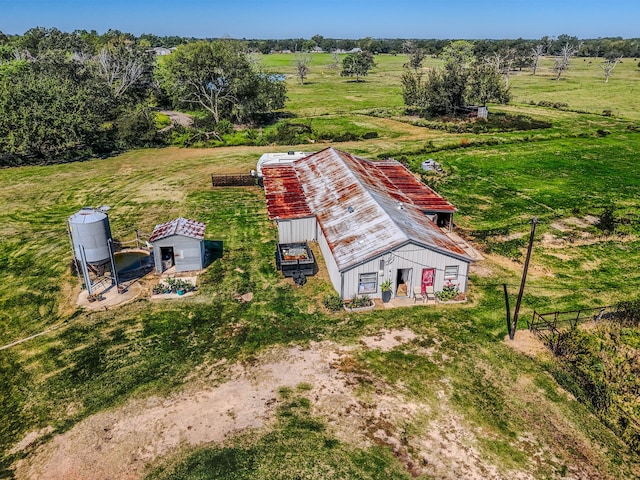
149,47,174,56
457,105,488,119
262,147,473,300
149,217,206,273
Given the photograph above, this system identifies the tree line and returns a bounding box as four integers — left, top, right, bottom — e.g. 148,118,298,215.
2,29,639,58
0,28,286,166
1,28,638,166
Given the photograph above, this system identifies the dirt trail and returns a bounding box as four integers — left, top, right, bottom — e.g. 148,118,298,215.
158,110,193,129
13,331,535,480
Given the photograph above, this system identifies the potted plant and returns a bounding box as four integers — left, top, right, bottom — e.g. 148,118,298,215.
380,279,392,303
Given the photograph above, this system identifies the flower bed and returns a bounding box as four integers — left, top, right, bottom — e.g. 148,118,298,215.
435,281,459,302
344,295,375,312
152,277,196,296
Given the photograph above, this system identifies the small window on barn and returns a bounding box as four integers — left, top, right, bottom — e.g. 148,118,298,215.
444,266,459,280
358,273,378,294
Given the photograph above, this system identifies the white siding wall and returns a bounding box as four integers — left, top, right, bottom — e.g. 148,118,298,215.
341,243,470,299
277,217,317,243
318,229,342,295
152,235,204,273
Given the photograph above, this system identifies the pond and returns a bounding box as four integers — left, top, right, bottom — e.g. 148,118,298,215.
115,250,152,274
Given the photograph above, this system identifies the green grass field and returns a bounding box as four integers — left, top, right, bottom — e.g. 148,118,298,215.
1,52,640,479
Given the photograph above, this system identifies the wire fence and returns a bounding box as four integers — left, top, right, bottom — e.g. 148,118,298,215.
529,304,638,354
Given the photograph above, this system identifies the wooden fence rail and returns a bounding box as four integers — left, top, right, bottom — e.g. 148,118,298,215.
211,174,260,187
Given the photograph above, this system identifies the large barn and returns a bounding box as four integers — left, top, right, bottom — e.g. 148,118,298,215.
262,147,474,300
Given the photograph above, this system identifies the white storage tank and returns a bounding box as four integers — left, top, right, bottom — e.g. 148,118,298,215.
68,207,113,264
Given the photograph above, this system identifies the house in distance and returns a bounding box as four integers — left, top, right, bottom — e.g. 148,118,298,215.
262,147,474,300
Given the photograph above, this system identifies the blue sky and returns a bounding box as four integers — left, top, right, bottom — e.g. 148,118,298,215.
2,0,639,39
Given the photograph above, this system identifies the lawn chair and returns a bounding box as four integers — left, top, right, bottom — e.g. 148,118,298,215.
413,286,426,303
425,285,436,303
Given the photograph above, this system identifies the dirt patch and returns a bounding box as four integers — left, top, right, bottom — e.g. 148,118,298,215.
10,335,547,480
497,231,527,241
470,263,493,277
359,328,416,351
13,344,343,480
158,110,193,129
483,252,554,279
134,181,186,204
582,259,602,271
541,231,636,249
550,221,571,232
504,330,552,358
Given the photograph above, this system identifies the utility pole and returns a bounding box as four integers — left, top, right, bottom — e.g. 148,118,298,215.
510,217,538,340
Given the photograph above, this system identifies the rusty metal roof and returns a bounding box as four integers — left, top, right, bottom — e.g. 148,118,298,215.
371,162,456,212
149,217,206,242
262,147,470,270
262,164,313,220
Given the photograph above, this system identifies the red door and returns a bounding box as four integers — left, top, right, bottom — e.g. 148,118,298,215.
421,268,435,295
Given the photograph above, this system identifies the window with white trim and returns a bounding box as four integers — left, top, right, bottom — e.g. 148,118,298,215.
358,273,378,294
444,265,459,280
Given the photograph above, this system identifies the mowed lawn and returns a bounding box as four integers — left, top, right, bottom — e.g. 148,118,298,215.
261,53,640,120
1,50,640,479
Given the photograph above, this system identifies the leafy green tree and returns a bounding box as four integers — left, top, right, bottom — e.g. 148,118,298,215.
403,40,425,72
340,51,375,82
402,40,509,116
440,40,474,111
0,55,114,163
114,105,161,148
467,61,511,106
157,40,285,124
15,27,89,57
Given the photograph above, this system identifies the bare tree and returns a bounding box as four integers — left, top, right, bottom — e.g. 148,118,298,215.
599,56,622,83
327,51,340,75
531,44,545,75
186,68,237,124
294,54,311,85
96,47,144,97
553,43,578,80
486,49,515,87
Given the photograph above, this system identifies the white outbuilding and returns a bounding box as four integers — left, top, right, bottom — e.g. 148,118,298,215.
149,217,206,273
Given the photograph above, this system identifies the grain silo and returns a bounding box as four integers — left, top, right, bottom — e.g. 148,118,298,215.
68,206,119,295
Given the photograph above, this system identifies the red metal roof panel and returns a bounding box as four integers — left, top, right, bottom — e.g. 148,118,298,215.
149,217,206,242
262,164,313,219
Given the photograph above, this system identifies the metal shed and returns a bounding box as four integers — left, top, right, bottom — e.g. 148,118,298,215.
149,217,206,273
262,147,474,299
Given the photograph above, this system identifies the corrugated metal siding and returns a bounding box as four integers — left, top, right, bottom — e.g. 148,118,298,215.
342,243,470,299
152,235,204,272
318,229,341,295
277,217,317,243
